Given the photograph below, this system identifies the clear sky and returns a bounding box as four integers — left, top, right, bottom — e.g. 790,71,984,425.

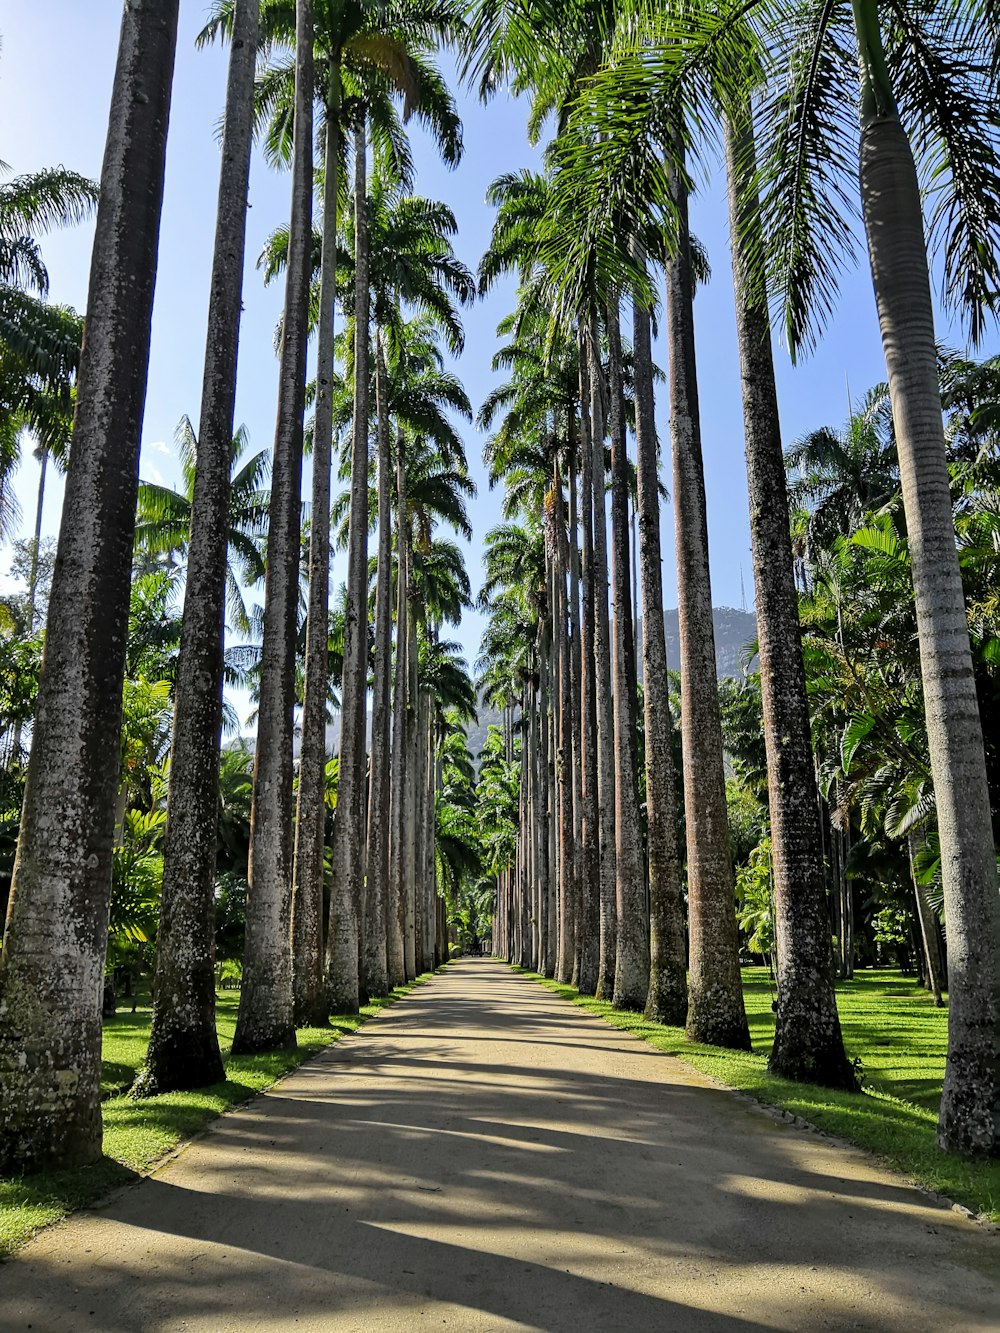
3,2,995,729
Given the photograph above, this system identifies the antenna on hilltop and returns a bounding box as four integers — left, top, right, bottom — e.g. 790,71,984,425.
740,564,747,613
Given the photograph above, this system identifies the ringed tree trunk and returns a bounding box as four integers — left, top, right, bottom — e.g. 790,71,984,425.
325,116,370,1016
137,0,259,1094
387,444,408,986
588,323,618,999
566,437,584,986
851,0,1000,1155
725,113,854,1089
233,0,313,1056
0,0,180,1172
607,301,649,1012
632,272,689,1031
545,593,559,977
26,446,48,631
291,83,341,1029
576,339,601,996
659,172,748,1044
536,622,552,975
421,691,436,974
403,560,420,978
551,480,576,985
413,685,428,970
361,328,392,999
521,681,535,969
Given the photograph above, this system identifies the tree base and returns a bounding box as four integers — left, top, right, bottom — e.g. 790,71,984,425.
686,982,752,1051
768,1033,858,1091
230,1024,297,1056
131,1033,225,1098
646,968,689,1028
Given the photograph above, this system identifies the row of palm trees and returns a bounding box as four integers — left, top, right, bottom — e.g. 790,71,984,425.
1,0,998,1174
0,0,480,1172
471,0,1000,1160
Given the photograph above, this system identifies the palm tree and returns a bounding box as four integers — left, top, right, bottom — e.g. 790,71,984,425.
480,519,548,968
138,0,260,1089
755,2,1000,1144
656,160,747,1043
325,115,370,1016
233,0,314,1056
361,193,474,997
631,277,690,1031
132,0,258,1094
318,25,466,1018
786,385,898,563
382,326,473,980
136,3,260,1090
134,418,268,629
243,0,460,1026
545,0,855,1083
0,0,180,1172
0,164,96,536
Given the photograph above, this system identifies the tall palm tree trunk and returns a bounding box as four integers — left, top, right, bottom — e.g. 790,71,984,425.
588,327,618,999
545,614,559,976
552,487,576,984
519,684,534,968
361,330,392,998
851,0,999,1154
607,303,648,1011
414,687,428,970
26,446,48,632
326,117,370,1016
387,448,408,986
291,93,340,1030
632,286,689,1030
139,0,259,1089
725,113,854,1089
0,0,180,1172
536,638,551,973
422,694,436,973
660,177,748,1044
567,441,584,986
403,575,419,977
576,343,601,995
233,0,313,1056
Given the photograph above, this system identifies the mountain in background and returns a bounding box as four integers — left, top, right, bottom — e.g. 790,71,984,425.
661,604,757,680
465,605,756,760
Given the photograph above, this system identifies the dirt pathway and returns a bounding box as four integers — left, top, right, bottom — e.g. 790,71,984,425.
3,958,998,1330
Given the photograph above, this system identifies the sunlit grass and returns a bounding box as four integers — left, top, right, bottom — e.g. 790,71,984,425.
519,966,999,1225
0,971,441,1256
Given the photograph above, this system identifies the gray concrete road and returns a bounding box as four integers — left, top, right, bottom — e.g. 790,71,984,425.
3,958,998,1331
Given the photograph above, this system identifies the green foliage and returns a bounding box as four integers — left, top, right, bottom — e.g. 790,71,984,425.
735,836,775,959
134,418,268,636
110,809,165,949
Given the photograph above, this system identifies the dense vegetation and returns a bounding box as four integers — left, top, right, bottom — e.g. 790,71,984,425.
0,0,998,1214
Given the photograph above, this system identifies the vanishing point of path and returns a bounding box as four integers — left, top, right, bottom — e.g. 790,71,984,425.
4,960,998,1331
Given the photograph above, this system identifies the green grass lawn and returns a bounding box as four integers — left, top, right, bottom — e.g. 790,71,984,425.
0,973,439,1257
522,966,1000,1225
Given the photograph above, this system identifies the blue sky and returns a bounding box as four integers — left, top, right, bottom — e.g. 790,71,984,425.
3,2,994,727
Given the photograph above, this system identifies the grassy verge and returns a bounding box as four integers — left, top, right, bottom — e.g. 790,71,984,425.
518,966,1000,1224
0,970,441,1256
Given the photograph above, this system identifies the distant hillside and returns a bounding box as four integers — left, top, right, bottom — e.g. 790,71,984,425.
662,605,757,680
465,704,503,765
464,606,756,763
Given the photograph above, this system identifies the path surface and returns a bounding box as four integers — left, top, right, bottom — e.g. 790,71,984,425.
4,960,998,1331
